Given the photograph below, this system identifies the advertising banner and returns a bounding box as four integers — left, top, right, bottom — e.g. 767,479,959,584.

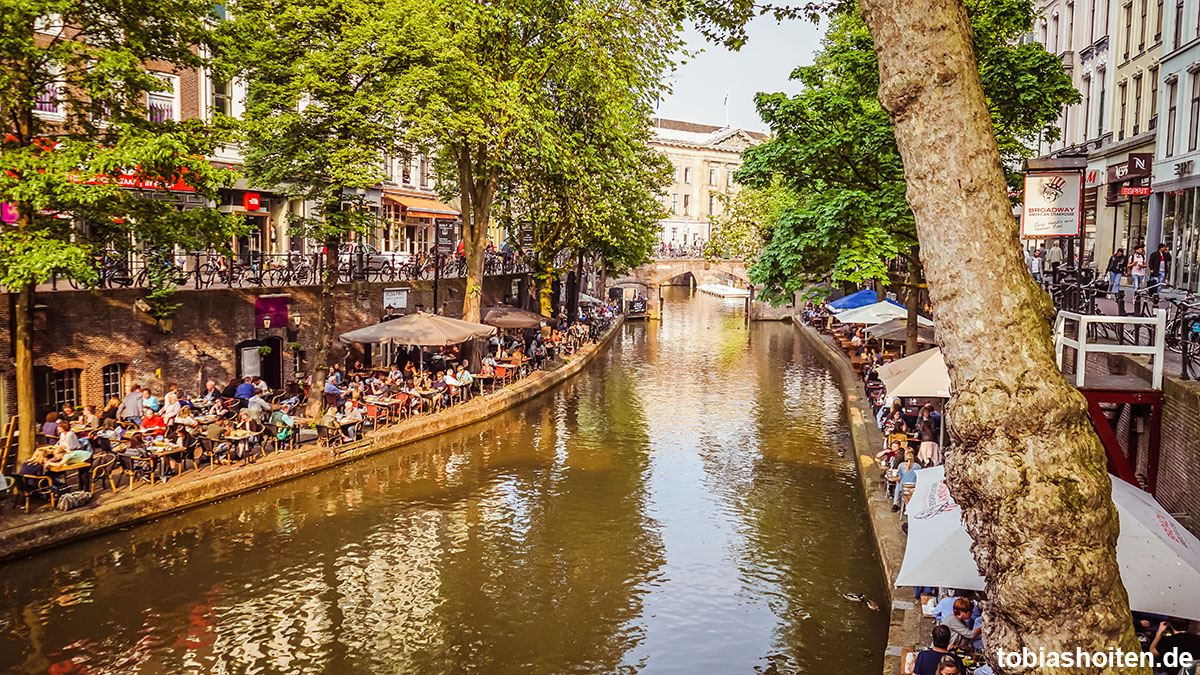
1022,172,1082,237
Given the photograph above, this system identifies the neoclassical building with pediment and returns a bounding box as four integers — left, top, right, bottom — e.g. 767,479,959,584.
649,118,767,250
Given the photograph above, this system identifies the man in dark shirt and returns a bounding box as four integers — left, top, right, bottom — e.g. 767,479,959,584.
913,625,967,675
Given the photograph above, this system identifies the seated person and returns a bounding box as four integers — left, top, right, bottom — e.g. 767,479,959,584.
141,410,167,437
204,419,233,463
323,377,346,406
92,418,125,453
269,404,295,441
19,448,48,478
941,598,980,651
234,377,256,400
913,625,966,675
41,412,61,439
60,404,80,422
54,421,92,460
480,360,495,377
123,433,151,458
160,392,182,426
341,400,364,440
456,363,473,389
175,406,202,436
443,369,461,398
245,392,273,420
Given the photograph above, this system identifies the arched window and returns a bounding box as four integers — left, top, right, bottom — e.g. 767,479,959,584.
51,368,81,410
102,363,128,402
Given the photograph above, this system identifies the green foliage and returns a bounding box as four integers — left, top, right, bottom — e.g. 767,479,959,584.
218,0,440,245
703,179,799,265
0,0,242,294
737,1,1078,304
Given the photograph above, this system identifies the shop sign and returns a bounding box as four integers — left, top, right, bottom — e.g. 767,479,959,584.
243,191,261,211
1086,169,1102,186
1022,171,1082,237
1121,186,1151,196
435,217,457,255
383,287,409,310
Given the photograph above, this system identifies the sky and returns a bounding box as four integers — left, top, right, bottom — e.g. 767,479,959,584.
657,16,825,133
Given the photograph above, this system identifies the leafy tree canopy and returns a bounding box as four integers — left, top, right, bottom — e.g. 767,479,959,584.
728,1,1078,304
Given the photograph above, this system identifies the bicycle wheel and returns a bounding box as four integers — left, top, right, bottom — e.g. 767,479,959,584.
370,262,392,283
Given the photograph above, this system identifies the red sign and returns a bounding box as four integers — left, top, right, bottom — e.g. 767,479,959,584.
243,192,261,211
1121,186,1151,196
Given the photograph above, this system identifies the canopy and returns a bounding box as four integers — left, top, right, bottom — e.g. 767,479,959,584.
835,301,934,327
877,347,950,398
579,293,604,305
865,318,936,343
826,289,877,312
897,466,1200,621
381,192,459,219
481,304,550,329
338,312,495,346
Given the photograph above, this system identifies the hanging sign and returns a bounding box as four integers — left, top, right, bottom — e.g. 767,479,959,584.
243,192,261,210
1121,186,1151,196
435,218,457,255
1021,171,1082,238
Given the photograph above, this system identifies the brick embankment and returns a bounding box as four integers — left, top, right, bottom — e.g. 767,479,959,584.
0,316,623,562
792,318,926,675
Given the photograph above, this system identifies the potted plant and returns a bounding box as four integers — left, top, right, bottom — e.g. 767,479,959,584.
258,345,273,356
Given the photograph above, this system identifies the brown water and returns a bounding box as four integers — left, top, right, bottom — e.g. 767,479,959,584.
0,287,887,674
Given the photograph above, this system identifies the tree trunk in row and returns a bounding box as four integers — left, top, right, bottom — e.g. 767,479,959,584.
855,0,1144,672
304,237,339,419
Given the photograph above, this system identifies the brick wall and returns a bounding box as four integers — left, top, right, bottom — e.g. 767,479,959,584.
0,274,528,421
1157,377,1200,535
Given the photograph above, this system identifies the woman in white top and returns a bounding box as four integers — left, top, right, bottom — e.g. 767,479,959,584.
1129,246,1147,292
160,392,182,426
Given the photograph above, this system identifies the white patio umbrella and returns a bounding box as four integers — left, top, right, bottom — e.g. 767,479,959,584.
877,347,951,398
897,466,1200,620
835,301,935,327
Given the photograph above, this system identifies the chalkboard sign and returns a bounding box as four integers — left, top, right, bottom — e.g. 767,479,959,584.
520,224,534,251
628,298,648,315
435,218,457,255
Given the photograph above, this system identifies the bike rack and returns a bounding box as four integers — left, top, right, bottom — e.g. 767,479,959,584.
1054,309,1166,390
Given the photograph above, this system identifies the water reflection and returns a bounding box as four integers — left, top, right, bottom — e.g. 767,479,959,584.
0,287,885,674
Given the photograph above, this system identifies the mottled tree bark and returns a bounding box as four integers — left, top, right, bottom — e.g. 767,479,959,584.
304,238,339,419
855,1,1145,672
906,247,921,356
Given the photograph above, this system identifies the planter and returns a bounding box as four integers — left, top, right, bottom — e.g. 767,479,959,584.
156,317,173,334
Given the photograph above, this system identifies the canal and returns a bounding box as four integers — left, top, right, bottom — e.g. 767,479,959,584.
0,286,888,674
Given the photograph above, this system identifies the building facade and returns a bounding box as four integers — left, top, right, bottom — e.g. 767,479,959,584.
648,118,766,250
1151,0,1200,290
1030,0,1164,266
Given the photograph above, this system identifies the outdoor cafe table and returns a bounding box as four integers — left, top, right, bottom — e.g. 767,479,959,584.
149,441,186,481
223,429,258,460
48,460,92,492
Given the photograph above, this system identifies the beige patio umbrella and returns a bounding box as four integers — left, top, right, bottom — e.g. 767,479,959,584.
480,304,550,329
865,318,936,344
338,312,496,346
877,347,950,398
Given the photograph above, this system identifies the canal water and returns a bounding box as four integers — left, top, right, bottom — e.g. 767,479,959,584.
0,287,888,674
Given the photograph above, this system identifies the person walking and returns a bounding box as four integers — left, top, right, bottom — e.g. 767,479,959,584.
1105,248,1127,296
1047,241,1064,282
1028,249,1044,283
1148,243,1172,288
1129,245,1148,293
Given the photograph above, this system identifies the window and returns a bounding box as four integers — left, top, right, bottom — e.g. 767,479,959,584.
1167,80,1178,157
1151,67,1160,120
419,157,428,187
682,194,690,216
382,154,394,180
1156,0,1164,40
1091,0,1098,42
212,78,231,117
709,168,716,185
1098,74,1107,136
671,193,678,213
1176,0,1184,48
402,158,411,184
1083,77,1092,136
1189,72,1200,151
1068,2,1075,49
102,364,126,402
1119,82,1128,139
52,369,81,412
33,64,64,121
726,169,733,187
683,167,691,183
709,194,716,215
1052,14,1060,52
147,73,178,123
1140,0,1148,49
1123,3,1133,59
1134,75,1143,134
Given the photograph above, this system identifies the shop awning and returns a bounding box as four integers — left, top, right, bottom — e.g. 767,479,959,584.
383,192,460,219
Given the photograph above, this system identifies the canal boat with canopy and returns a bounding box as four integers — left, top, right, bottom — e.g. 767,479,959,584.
897,465,1200,621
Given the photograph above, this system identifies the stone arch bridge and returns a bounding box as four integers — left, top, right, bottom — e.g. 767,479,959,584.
607,258,753,319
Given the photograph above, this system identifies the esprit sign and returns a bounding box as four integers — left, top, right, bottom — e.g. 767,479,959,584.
1121,186,1151,196
243,192,261,211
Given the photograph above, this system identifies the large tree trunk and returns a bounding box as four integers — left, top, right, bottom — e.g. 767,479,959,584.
14,283,35,462
304,238,339,418
856,1,1144,672
566,250,584,321
535,273,554,317
457,144,495,323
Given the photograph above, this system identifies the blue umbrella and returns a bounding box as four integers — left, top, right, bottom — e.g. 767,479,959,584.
826,289,877,311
